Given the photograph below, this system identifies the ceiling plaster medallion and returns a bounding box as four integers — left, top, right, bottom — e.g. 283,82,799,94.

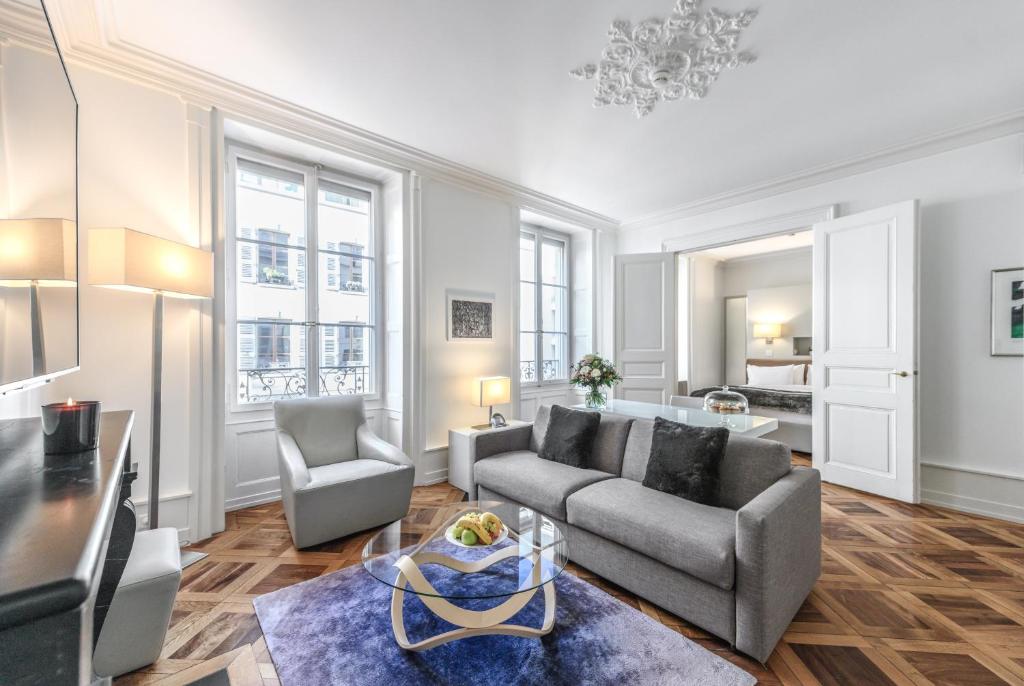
571,0,758,118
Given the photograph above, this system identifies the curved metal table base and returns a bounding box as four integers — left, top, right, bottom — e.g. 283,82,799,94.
389,546,557,651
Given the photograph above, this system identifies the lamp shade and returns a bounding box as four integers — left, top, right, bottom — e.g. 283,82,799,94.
89,227,213,299
753,322,782,340
476,376,511,407
0,218,76,285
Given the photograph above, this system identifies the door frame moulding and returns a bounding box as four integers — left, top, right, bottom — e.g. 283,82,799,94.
662,205,837,255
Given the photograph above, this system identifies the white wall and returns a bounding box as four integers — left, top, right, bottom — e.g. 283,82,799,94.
618,134,1024,521
687,255,724,390
722,247,812,297
418,179,516,482
0,45,200,539
746,284,812,359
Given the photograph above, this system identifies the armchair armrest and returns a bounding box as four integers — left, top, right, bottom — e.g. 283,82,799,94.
357,423,413,469
277,432,311,491
735,466,821,663
471,423,533,462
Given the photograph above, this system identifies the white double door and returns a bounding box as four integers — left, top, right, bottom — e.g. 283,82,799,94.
614,200,920,502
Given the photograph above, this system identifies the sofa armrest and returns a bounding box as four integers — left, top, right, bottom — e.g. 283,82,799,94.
735,466,821,663
356,423,413,469
471,423,533,462
277,432,311,491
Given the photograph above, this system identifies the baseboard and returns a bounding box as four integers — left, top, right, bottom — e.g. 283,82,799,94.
226,489,281,512
920,462,1024,524
420,467,449,486
133,490,194,543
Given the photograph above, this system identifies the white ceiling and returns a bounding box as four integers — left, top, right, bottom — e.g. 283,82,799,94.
103,0,1024,223
694,231,813,261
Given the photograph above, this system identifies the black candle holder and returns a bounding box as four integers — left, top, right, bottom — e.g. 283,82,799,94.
41,400,101,454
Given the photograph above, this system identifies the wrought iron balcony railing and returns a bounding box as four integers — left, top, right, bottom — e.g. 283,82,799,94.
238,364,370,403
520,359,563,382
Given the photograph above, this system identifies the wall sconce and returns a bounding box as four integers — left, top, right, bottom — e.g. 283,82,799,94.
753,322,782,344
475,376,511,428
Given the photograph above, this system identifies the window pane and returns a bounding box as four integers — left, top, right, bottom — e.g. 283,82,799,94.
318,252,372,324
318,181,371,253
235,162,305,247
520,282,535,331
520,332,537,383
541,332,567,381
520,233,536,282
237,322,308,404
235,242,305,322
541,285,567,333
319,325,373,395
541,239,565,285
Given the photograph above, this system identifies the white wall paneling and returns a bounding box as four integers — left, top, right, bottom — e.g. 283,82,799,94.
613,253,676,404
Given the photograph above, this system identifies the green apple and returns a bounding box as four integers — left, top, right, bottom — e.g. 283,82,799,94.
460,529,478,545
452,526,465,540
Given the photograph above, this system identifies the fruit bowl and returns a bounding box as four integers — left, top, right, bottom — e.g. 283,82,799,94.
444,511,507,548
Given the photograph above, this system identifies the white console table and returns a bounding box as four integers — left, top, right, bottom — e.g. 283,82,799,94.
573,399,779,437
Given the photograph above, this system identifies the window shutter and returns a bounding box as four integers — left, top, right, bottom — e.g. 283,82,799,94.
327,241,338,289
239,226,256,283
238,323,256,369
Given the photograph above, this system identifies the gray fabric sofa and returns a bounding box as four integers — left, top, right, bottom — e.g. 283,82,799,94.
472,405,820,663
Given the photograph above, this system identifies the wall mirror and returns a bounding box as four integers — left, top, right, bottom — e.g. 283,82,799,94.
0,0,79,393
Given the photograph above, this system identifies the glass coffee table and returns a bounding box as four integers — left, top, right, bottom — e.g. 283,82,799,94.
362,500,568,651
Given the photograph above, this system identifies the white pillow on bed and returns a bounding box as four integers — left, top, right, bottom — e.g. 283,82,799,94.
806,365,812,385
791,364,806,384
747,364,796,386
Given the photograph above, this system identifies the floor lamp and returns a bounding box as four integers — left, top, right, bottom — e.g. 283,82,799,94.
89,227,213,568
0,219,78,376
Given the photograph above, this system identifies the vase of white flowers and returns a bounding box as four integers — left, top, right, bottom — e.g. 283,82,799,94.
570,353,622,409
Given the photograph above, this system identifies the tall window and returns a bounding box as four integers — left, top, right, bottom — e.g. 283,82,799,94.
520,227,569,384
230,149,378,405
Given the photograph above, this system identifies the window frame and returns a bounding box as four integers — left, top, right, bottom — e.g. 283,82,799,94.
225,143,384,413
519,224,572,387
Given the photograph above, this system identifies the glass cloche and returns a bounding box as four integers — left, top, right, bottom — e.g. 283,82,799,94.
702,386,749,415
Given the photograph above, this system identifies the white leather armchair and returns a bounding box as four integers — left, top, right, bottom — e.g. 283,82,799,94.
274,395,414,549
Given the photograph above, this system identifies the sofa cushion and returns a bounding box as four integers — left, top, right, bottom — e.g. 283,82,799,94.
539,405,601,468
475,450,613,520
642,417,729,505
622,418,794,510
589,413,634,475
566,478,737,590
529,405,551,453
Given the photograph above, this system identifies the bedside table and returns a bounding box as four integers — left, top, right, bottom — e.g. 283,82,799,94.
448,420,529,497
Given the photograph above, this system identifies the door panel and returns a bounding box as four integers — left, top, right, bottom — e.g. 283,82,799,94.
812,200,919,502
614,253,675,404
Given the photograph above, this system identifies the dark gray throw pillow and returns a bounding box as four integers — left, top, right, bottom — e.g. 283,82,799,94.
642,416,729,505
539,405,601,469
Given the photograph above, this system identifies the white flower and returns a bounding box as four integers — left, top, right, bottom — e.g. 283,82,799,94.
579,365,591,375
590,368,602,378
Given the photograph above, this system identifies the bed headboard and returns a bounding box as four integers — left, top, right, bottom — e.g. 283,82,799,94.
746,358,809,384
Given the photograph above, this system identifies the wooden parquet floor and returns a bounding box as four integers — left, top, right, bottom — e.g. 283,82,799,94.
117,455,1024,686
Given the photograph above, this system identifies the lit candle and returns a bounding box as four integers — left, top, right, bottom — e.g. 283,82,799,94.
41,398,101,454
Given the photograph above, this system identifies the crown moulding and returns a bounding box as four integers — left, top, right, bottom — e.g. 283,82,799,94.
571,0,757,118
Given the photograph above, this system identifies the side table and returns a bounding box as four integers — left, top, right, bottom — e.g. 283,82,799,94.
447,420,529,497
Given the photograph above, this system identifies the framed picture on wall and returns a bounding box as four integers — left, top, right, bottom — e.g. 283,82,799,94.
446,290,495,341
991,267,1023,356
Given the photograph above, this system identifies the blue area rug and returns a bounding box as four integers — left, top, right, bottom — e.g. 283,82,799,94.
253,555,755,686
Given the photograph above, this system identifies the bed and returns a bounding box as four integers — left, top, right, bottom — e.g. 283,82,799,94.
677,358,813,453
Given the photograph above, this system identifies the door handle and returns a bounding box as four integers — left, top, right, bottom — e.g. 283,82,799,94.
889,370,915,377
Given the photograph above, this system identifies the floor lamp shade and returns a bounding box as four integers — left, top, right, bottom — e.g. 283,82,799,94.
88,227,212,299
88,227,212,544
0,218,77,285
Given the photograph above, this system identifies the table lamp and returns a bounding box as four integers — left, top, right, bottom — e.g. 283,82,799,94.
0,219,77,376
475,376,511,428
89,227,212,565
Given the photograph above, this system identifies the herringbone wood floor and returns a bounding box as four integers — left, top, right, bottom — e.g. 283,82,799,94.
117,455,1024,686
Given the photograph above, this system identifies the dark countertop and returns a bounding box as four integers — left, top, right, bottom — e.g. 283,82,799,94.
0,410,134,630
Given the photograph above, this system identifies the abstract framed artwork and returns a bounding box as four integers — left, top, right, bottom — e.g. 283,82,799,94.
446,290,494,341
991,267,1023,356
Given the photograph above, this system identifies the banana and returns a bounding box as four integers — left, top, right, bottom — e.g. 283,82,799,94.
455,514,493,544
480,512,503,536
